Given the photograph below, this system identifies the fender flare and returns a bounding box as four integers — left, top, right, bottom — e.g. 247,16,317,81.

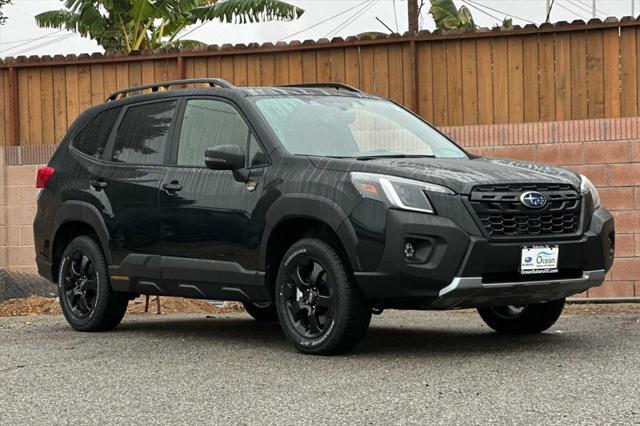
52,201,112,263
259,194,361,271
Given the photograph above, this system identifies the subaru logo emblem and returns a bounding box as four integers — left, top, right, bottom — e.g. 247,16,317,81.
520,191,547,209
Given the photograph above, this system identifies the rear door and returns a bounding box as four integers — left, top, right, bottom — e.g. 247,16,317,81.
99,99,179,292
158,97,270,300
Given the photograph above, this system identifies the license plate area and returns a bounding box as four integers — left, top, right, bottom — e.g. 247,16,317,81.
520,246,559,275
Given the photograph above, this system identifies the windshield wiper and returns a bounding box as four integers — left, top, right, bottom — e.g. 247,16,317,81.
355,154,436,161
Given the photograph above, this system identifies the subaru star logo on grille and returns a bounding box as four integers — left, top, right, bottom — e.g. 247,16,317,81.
520,191,547,209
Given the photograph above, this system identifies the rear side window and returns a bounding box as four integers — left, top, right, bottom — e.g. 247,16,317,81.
177,99,252,167
111,101,177,164
72,107,121,159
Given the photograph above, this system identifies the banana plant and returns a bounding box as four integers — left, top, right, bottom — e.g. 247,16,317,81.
428,0,475,31
35,0,304,53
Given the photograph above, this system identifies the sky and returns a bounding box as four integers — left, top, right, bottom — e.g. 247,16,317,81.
0,0,636,58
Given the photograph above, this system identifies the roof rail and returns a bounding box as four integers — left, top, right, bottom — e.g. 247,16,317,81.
278,82,362,93
106,78,235,101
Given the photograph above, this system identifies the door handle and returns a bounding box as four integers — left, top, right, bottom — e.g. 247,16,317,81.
90,179,107,191
162,181,183,194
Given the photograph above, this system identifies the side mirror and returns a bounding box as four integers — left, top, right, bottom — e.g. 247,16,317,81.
205,145,245,171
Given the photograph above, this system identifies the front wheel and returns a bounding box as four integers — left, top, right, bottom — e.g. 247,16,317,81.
58,236,129,332
275,238,371,355
477,298,566,334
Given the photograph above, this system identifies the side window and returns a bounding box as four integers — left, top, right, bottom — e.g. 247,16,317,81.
111,101,177,164
248,135,268,168
177,99,250,167
73,107,121,159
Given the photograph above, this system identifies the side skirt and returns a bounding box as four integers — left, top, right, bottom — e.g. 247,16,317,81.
108,254,269,302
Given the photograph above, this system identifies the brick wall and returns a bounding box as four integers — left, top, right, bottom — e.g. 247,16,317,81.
0,117,638,297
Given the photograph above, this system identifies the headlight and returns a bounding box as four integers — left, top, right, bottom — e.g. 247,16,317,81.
350,172,454,214
580,174,600,209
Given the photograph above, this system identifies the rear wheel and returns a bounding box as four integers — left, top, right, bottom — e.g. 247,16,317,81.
275,238,371,355
58,236,128,331
242,301,278,322
477,298,566,334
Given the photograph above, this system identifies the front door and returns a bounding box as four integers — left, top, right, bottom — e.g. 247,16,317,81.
158,98,270,300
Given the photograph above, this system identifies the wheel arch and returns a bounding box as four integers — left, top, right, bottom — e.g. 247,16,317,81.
260,195,361,297
50,201,112,282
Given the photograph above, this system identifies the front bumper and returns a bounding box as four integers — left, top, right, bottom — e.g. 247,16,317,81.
351,202,614,309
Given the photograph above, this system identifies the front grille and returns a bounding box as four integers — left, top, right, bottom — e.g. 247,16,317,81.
469,183,582,239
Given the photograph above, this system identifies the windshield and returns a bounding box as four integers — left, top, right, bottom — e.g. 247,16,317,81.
253,96,467,159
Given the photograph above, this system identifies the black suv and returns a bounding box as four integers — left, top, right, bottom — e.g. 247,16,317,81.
33,79,615,355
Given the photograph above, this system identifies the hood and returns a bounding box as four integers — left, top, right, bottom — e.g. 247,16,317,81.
309,156,582,195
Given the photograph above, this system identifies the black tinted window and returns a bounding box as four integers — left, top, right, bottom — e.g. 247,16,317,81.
177,99,249,167
73,107,120,159
248,135,268,168
111,101,176,164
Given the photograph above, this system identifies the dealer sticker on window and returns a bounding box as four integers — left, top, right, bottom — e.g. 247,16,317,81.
520,246,559,274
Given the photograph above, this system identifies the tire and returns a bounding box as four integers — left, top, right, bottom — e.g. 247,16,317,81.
57,236,129,332
275,238,371,355
242,301,278,322
477,298,566,334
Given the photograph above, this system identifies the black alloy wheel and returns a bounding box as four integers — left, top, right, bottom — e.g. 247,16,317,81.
58,236,129,331
281,256,335,339
62,251,98,318
275,238,371,355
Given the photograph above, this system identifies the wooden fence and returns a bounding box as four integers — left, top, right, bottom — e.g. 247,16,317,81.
1,17,640,146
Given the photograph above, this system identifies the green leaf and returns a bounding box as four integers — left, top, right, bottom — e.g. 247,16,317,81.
190,0,304,24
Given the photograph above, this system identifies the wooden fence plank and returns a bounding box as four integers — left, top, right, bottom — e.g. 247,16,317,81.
372,45,389,98
301,50,317,83
431,41,448,125
288,51,303,84
141,61,155,85
620,27,638,117
358,47,374,93
274,53,289,85
259,54,275,86
538,33,555,122
221,56,235,83
193,57,208,79
388,45,403,104
77,65,92,113
570,31,588,119
90,64,104,106
587,29,605,118
234,55,248,86
344,47,360,88
52,67,67,142
1,71,9,145
417,42,434,122
522,34,540,122
40,67,55,145
554,33,571,121
603,28,621,118
207,57,222,80
17,70,30,145
476,38,493,124
0,71,5,144
492,38,509,124
246,55,259,86
28,68,43,144
402,44,414,110
153,60,168,85
115,63,128,91
316,49,331,82
460,39,478,125
64,66,79,130
446,40,463,125
330,48,345,84
507,36,524,123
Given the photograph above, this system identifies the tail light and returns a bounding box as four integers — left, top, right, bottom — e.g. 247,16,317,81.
36,166,54,189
